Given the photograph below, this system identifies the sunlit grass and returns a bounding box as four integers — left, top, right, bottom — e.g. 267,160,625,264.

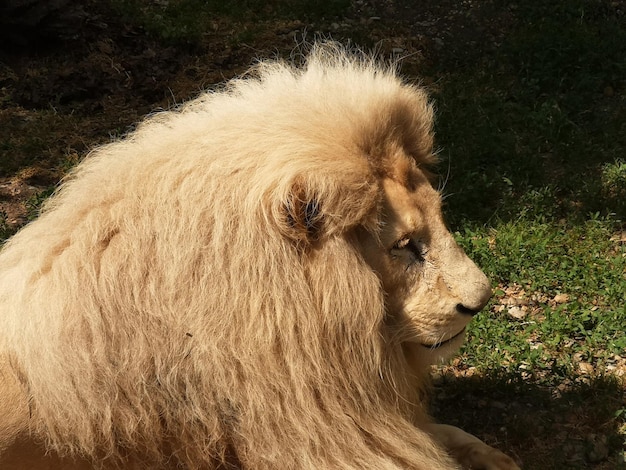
432,1,625,466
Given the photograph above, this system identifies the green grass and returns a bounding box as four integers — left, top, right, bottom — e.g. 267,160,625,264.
445,215,625,467
0,213,11,241
457,219,625,381
432,0,625,378
430,1,626,466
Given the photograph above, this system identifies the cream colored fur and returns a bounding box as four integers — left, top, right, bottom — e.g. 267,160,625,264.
0,44,519,469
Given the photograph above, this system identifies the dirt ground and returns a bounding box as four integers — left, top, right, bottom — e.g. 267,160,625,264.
0,1,624,468
0,0,516,228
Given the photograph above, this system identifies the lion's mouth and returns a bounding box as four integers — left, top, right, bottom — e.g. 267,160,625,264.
420,328,466,349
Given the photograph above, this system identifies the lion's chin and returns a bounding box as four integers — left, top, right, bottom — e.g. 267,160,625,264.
419,327,466,350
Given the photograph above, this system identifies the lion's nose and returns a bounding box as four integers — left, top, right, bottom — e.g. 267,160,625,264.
456,303,481,316
455,282,492,316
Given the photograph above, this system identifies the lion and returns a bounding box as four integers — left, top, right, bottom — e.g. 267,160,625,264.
0,44,519,469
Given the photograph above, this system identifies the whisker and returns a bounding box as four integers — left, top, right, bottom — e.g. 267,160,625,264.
437,154,452,193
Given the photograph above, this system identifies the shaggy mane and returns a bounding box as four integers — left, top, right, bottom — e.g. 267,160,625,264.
0,45,454,469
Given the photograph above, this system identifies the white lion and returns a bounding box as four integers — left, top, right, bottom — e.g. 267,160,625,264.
0,44,519,469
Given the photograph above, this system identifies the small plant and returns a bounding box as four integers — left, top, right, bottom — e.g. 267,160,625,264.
601,160,626,217
26,187,56,221
0,211,12,243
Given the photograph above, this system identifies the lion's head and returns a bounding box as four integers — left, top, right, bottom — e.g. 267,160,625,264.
358,170,492,363
0,44,493,469
263,46,492,366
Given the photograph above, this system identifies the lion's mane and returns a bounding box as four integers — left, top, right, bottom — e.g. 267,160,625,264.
0,45,456,469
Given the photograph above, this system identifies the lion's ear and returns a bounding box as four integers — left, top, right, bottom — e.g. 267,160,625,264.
276,174,380,247
281,181,324,246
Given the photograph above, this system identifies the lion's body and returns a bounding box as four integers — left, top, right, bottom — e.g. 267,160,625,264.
0,45,519,470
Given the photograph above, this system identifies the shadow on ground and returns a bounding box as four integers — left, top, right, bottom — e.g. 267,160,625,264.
432,372,625,469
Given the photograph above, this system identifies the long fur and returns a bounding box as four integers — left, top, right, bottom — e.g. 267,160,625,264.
0,44,457,469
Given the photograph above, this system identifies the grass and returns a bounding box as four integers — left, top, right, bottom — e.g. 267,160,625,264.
445,219,625,469
433,0,626,382
457,219,625,379
433,0,625,226
429,1,625,466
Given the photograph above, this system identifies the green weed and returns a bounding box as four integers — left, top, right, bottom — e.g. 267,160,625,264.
456,218,625,385
0,212,12,242
601,160,626,216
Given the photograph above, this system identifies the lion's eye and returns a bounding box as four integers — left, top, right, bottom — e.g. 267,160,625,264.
390,237,427,264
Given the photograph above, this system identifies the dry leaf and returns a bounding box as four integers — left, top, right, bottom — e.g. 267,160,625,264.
553,293,570,304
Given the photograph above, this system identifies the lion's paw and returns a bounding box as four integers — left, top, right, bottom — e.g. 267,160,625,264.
454,442,521,470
